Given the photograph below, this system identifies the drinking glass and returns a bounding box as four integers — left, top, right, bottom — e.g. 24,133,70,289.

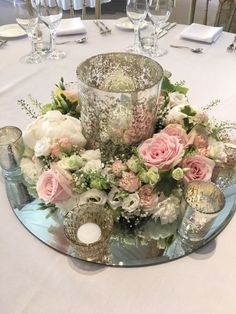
14,0,42,64
126,0,148,53
178,181,225,242
147,0,173,57
38,0,66,60
0,126,24,178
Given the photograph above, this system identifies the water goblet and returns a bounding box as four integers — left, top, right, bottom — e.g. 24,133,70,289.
13,0,42,64
126,0,148,53
38,0,66,60
147,0,173,57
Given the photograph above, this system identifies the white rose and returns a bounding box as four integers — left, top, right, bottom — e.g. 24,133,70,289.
20,157,43,185
82,160,102,173
80,149,101,161
168,92,188,107
34,137,51,157
23,110,86,150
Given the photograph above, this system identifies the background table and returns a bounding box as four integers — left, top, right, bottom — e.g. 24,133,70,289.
0,20,236,314
60,0,110,11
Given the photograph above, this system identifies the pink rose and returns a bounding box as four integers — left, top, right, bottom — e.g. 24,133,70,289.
139,185,159,212
162,124,188,146
182,155,215,183
62,90,79,103
139,133,184,170
112,160,127,177
119,172,140,193
37,166,72,204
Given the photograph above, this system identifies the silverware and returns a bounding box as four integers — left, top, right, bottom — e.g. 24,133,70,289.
227,35,236,52
153,22,177,38
98,20,111,33
0,39,7,47
56,37,87,45
170,45,203,53
93,20,106,35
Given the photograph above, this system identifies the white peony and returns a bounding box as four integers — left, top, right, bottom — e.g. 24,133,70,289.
80,149,101,161
168,92,188,107
166,103,201,125
20,157,43,185
23,111,86,155
34,137,51,157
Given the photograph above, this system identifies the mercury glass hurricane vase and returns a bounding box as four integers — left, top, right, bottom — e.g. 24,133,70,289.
76,52,163,154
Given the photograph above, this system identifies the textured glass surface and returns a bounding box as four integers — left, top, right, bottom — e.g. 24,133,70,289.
77,53,163,151
7,177,236,267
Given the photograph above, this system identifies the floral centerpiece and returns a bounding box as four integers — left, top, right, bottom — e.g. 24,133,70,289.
18,73,236,245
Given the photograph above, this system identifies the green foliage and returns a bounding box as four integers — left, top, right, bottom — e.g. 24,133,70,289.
161,77,188,95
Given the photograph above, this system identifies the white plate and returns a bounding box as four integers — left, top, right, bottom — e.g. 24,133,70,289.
0,24,26,39
115,17,148,31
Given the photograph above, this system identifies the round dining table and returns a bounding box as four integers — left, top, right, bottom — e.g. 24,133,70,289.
0,20,236,314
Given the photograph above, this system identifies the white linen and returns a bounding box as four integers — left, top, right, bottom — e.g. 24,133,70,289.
180,23,223,43
0,22,236,314
56,18,86,36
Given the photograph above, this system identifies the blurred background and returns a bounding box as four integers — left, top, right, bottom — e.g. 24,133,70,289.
0,0,235,32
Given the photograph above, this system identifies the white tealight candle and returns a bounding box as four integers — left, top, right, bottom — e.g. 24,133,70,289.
77,222,102,244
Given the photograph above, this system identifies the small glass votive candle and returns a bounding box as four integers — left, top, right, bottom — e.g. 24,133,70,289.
178,181,225,242
63,203,113,261
0,126,24,178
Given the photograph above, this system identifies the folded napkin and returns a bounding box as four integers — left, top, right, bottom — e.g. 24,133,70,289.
56,18,86,36
180,23,223,43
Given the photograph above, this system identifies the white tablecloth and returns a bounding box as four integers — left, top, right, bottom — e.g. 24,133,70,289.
0,20,236,314
61,0,111,11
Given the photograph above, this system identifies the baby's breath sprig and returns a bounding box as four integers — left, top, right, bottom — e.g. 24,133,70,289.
202,99,221,112
17,97,42,119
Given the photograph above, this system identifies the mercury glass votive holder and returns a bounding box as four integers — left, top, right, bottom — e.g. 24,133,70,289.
76,52,163,152
63,203,113,261
0,126,24,178
178,181,225,242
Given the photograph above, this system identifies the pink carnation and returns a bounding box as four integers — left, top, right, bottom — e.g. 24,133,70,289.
139,185,158,212
112,160,126,177
119,172,140,193
161,123,188,146
139,133,184,171
36,166,72,204
182,155,215,183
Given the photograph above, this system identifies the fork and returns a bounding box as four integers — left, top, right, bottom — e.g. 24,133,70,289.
227,35,236,52
93,20,107,34
98,21,111,33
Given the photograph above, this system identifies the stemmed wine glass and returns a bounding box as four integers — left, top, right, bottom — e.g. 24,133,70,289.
14,0,42,64
126,0,148,53
147,0,173,57
38,0,66,60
